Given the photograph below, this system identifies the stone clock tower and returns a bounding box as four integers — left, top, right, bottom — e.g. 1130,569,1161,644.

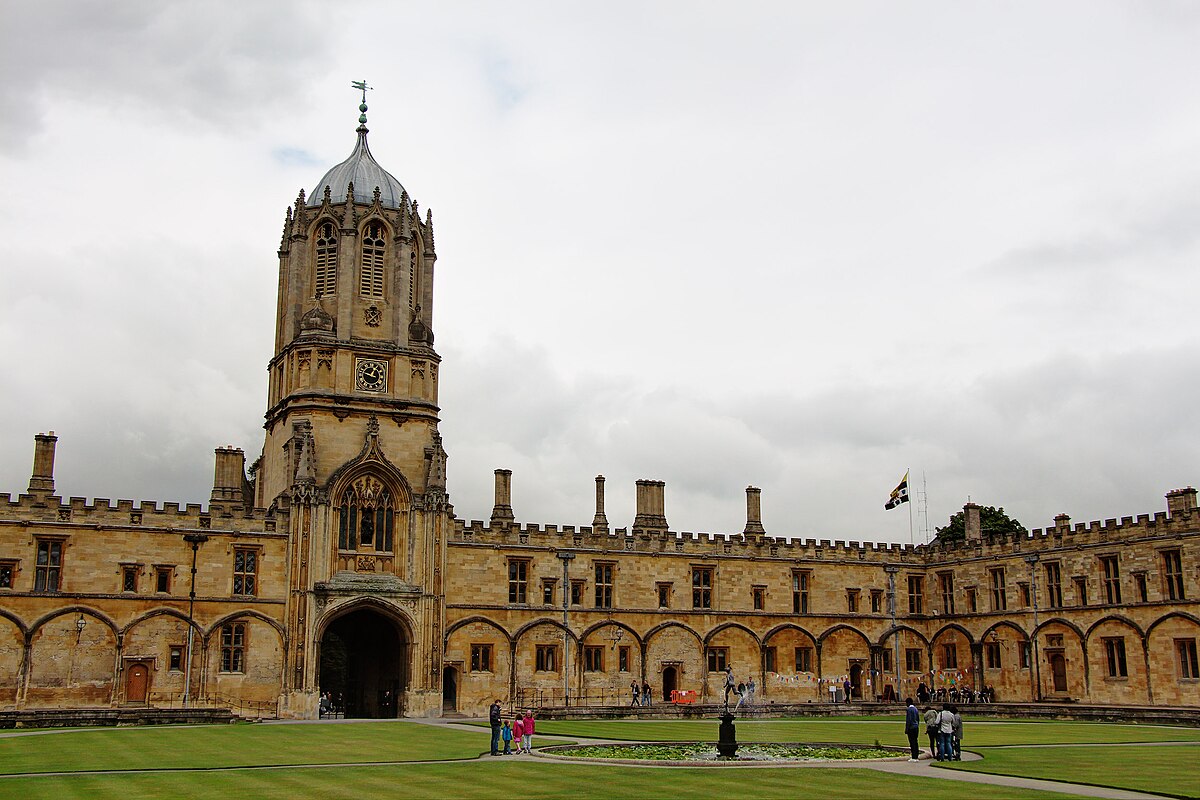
256,92,451,718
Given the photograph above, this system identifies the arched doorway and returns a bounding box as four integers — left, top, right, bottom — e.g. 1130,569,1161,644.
125,662,150,704
442,666,458,713
849,662,864,699
1048,652,1068,693
661,666,677,701
319,607,409,718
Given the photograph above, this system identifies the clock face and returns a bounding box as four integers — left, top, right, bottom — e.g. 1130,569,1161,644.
355,358,388,393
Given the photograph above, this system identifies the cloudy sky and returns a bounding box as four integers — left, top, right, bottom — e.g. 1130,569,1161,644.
2,1,1199,544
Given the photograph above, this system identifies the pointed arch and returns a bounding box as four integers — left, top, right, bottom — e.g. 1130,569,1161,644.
1033,617,1087,642
205,609,289,649
580,619,643,648
816,623,871,647
314,596,414,643
929,622,977,645
445,615,514,645
1146,611,1200,638
876,624,930,648
121,607,202,637
979,619,1030,643
0,608,28,637
1085,614,1145,643
703,622,761,647
28,605,119,642
512,617,580,646
643,620,703,647
310,217,340,298
763,622,818,646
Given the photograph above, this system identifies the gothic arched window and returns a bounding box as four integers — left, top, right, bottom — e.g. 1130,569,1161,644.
314,222,338,297
360,222,386,298
337,475,395,553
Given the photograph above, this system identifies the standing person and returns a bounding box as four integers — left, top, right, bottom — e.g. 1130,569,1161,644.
723,666,736,708
734,682,747,711
630,680,640,707
951,705,964,761
642,680,651,706
489,699,502,756
923,705,940,759
746,677,756,706
843,678,853,704
511,715,524,755
501,719,514,755
937,704,954,761
904,697,921,762
521,710,535,754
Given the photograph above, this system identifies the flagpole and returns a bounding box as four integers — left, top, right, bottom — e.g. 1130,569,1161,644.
907,466,914,546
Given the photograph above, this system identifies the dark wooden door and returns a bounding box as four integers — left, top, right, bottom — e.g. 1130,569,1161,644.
1049,653,1068,692
662,667,677,701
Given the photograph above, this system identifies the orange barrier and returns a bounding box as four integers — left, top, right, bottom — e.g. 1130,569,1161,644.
670,689,698,704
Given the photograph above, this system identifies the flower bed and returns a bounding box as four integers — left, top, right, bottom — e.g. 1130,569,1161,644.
542,742,902,763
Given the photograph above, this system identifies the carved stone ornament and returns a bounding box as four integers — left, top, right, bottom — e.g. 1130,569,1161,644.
299,305,335,335
364,305,382,327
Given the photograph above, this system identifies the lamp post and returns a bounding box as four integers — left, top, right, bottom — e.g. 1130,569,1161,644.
183,532,209,708
557,551,575,707
1025,553,1041,701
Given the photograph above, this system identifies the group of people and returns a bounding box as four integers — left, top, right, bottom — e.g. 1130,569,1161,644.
916,682,995,704
721,666,757,710
488,700,536,756
629,680,653,706
904,698,964,761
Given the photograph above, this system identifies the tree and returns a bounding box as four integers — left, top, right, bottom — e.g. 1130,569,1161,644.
935,505,1027,541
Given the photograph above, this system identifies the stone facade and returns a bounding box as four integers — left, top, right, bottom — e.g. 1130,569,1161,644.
1,111,1197,718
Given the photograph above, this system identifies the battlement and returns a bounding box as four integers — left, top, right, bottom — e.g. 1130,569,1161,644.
0,492,282,533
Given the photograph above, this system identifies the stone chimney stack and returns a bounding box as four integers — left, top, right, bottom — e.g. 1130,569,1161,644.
28,431,58,494
964,502,982,541
592,475,609,532
633,479,668,531
211,447,247,504
490,468,515,525
1166,487,1197,518
1054,513,1071,535
743,485,766,538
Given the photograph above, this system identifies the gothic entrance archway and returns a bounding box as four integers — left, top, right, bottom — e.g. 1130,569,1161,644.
319,606,409,718
442,666,458,713
661,665,678,701
849,662,864,699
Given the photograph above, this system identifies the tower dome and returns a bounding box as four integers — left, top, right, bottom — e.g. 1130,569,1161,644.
309,91,407,209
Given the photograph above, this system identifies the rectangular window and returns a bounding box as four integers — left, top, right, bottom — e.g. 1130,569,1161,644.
1104,637,1127,678
168,645,184,672
1045,562,1063,608
942,643,958,669
793,570,810,614
570,580,585,606
470,644,493,672
692,567,714,609
881,648,893,673
990,568,1007,611
1178,639,1199,679
542,578,557,606
846,589,859,613
1134,572,1148,603
220,623,245,673
507,558,529,604
155,567,171,594
1017,583,1029,608
985,642,1001,669
764,646,777,673
1047,634,1064,648
233,548,258,597
34,539,63,592
1163,550,1186,601
752,585,766,611
907,575,924,614
707,647,729,672
657,582,672,608
584,645,604,672
594,563,614,609
905,648,922,673
794,646,813,672
870,589,883,613
939,572,955,615
619,646,630,672
122,565,139,593
966,587,978,613
1019,641,1032,669
0,560,14,589
1074,576,1088,607
1100,555,1122,605
535,644,558,672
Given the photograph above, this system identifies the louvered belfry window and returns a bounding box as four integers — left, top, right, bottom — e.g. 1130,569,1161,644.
314,222,338,297
360,222,386,298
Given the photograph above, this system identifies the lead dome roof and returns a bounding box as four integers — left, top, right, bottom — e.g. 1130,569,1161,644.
308,126,407,209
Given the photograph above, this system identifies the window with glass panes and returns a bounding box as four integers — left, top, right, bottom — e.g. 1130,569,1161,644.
905,648,922,672
692,567,713,609
584,645,604,672
594,563,614,608
1104,637,1127,677
939,572,955,614
707,647,728,672
795,646,813,672
535,645,558,672
34,539,62,592
220,622,246,672
507,559,529,604
1163,550,1185,601
1045,562,1063,608
471,644,493,672
792,571,810,613
907,575,924,614
233,548,258,596
1100,555,1121,605
990,568,1007,611
1178,639,1199,679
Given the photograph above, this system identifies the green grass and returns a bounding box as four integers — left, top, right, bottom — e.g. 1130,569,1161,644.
943,744,1200,799
524,717,1200,746
0,721,490,775
0,761,1083,800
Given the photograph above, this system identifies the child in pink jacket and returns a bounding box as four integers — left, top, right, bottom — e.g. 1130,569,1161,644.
512,716,524,754
521,711,535,753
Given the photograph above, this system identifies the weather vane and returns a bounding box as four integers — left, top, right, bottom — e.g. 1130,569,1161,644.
351,80,373,126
